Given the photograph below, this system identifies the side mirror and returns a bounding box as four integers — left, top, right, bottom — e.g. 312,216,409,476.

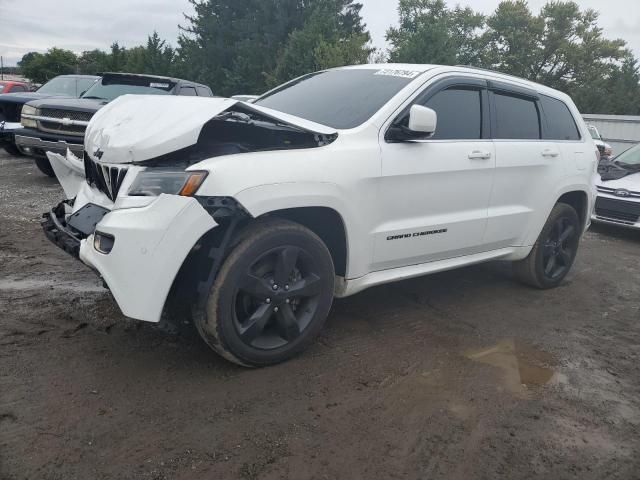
386,105,438,142
408,105,437,136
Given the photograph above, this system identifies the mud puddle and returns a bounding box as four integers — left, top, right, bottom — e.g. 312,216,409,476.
466,340,562,395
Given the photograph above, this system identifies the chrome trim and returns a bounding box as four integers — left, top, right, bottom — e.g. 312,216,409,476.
14,135,84,156
597,186,640,198
21,114,90,127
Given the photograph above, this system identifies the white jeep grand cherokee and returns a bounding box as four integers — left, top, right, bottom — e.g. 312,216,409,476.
43,64,597,366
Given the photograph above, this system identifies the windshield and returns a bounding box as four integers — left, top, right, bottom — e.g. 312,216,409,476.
614,144,640,167
82,77,173,101
588,126,601,140
254,68,421,129
37,77,83,96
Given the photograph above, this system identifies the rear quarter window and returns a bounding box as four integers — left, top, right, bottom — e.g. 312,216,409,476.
493,92,541,140
540,95,581,141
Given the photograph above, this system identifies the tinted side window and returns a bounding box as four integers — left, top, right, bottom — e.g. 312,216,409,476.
494,92,540,139
540,95,580,140
10,85,27,92
423,88,482,140
179,87,197,96
196,86,212,97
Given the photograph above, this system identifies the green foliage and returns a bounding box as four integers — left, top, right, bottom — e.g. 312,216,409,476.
269,1,372,86
14,0,640,115
78,49,110,75
177,0,371,96
18,48,77,83
387,0,485,65
387,0,640,114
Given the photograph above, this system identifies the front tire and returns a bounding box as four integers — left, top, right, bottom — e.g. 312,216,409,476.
34,156,55,177
195,219,335,367
3,143,25,157
514,203,581,289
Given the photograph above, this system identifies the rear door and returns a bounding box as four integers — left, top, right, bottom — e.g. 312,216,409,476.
484,82,566,247
374,77,496,271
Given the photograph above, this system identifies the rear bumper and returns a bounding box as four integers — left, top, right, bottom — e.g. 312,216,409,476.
15,128,84,156
42,194,217,323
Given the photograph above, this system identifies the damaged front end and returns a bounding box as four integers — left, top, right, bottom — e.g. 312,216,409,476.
42,95,337,324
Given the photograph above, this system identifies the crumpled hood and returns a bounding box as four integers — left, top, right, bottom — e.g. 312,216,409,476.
597,169,640,188
85,95,337,164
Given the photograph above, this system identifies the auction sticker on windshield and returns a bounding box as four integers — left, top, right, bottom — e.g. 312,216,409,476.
374,69,421,79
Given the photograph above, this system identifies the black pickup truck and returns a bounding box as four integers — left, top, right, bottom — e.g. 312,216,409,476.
0,74,99,156
15,72,213,176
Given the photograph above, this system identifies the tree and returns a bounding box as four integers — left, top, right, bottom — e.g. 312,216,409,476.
386,0,485,65
177,0,371,96
270,0,372,85
108,42,128,72
78,49,110,75
386,0,638,114
19,48,77,83
483,1,627,89
142,31,175,75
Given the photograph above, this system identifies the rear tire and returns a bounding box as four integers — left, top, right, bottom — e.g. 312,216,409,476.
514,203,581,289
34,157,55,177
195,218,335,367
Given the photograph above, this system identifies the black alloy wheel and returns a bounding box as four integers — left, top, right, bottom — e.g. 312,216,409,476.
514,202,581,289
196,219,335,367
233,245,323,350
541,216,577,281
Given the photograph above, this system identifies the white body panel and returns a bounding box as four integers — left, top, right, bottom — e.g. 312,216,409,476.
54,64,595,323
80,194,216,322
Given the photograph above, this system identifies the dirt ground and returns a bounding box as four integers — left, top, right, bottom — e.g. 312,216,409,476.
1,149,639,480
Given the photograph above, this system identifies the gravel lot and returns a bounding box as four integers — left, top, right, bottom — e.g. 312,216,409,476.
1,149,639,480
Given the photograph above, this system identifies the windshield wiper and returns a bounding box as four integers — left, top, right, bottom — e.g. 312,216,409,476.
82,96,107,100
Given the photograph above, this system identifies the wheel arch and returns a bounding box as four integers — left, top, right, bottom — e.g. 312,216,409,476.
557,189,589,231
260,206,348,277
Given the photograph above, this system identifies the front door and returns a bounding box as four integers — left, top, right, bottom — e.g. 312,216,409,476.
373,78,496,271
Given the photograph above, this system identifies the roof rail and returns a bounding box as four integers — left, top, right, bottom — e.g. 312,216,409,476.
454,65,535,83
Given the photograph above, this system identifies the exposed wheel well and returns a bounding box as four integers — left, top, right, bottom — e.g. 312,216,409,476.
262,207,348,277
557,191,588,229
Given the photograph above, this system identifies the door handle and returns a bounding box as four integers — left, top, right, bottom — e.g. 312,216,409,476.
468,150,492,160
542,149,559,158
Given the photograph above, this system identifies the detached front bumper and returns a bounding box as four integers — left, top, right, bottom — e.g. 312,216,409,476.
42,194,217,323
15,128,84,157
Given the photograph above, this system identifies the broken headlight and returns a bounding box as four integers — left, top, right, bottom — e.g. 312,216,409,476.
21,105,38,128
128,170,208,197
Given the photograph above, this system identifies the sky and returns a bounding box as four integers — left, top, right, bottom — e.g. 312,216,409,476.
1,0,640,67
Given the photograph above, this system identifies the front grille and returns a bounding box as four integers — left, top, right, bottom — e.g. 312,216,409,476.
40,109,94,122
84,153,128,202
595,197,640,224
39,121,86,136
38,109,94,137
597,185,640,198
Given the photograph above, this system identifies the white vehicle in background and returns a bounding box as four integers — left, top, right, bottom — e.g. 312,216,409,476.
593,142,640,229
42,64,596,366
588,124,613,159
